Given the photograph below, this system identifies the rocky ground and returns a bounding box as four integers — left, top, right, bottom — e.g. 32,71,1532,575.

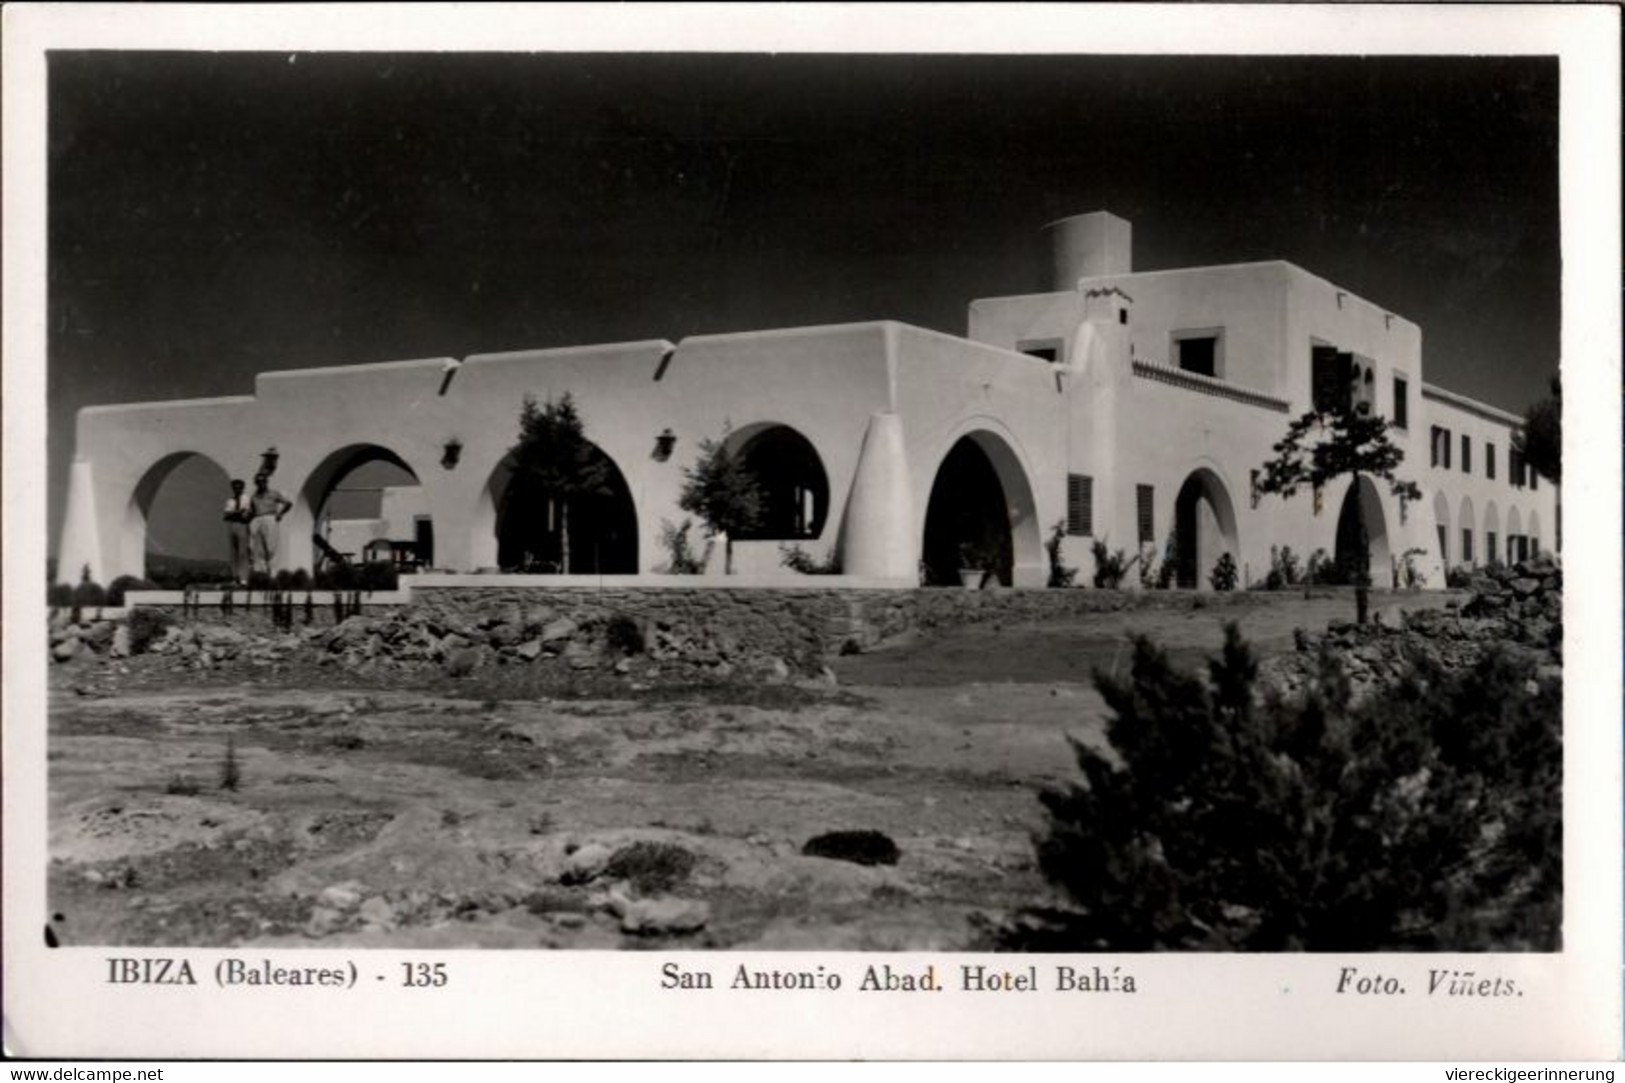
1259,555,1562,700
45,582,1529,951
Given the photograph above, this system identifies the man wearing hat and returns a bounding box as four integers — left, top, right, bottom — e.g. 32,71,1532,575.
247,472,293,578
222,478,252,584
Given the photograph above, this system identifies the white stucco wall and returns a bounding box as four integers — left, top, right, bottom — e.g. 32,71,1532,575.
58,213,1552,594
1422,386,1559,573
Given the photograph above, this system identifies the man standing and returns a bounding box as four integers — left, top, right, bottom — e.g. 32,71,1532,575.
248,472,293,578
223,478,251,584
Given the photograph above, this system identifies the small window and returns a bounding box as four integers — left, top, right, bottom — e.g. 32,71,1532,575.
1510,448,1524,489
1018,339,1063,364
1136,484,1155,546
1119,308,1129,325
1461,528,1474,565
1436,524,1449,563
1066,474,1093,537
1392,376,1409,429
1461,434,1471,474
1177,337,1217,377
1486,443,1496,480
1530,469,1538,491
1175,329,1223,378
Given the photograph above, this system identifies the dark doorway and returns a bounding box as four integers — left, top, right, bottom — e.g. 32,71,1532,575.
921,436,1014,587
1173,470,1238,589
495,447,638,573
733,425,829,540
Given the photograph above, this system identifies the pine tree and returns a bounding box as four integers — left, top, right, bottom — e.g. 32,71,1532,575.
1512,374,1561,485
510,393,611,574
1257,398,1419,625
678,423,763,575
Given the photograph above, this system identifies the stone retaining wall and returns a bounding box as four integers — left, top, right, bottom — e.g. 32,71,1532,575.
410,584,1272,657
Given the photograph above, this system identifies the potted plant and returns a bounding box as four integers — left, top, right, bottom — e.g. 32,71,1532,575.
957,540,990,590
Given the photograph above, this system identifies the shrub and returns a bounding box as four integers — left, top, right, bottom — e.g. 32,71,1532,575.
604,614,646,656
802,829,901,867
106,576,158,607
658,519,708,575
1209,552,1238,591
1030,625,1560,951
1304,547,1341,586
72,578,107,611
601,841,697,894
47,583,73,608
1090,540,1137,590
1446,564,1475,589
1264,545,1302,590
354,561,399,591
126,608,175,655
1045,520,1078,588
780,544,841,575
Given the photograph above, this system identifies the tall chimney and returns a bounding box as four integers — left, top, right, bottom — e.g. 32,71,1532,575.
1045,211,1132,289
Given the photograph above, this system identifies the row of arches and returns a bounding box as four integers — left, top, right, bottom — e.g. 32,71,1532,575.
125,423,838,580
122,427,1395,587
1432,491,1543,567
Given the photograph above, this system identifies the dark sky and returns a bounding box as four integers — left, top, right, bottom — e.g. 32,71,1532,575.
48,52,1559,557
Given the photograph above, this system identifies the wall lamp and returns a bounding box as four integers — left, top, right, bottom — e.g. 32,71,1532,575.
441,437,463,470
653,428,678,462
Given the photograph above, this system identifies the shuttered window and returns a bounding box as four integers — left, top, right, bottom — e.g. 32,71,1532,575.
1392,376,1409,429
1311,345,1352,413
1486,443,1496,479
1461,435,1472,474
1066,474,1094,537
1136,485,1155,546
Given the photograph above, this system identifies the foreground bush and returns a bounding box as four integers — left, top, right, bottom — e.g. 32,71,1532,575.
107,575,158,606
126,608,176,655
1031,625,1560,951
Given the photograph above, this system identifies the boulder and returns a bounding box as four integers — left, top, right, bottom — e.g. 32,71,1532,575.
516,638,543,662
560,842,614,885
51,638,80,663
613,895,710,937
541,617,578,644
318,882,366,911
109,625,132,659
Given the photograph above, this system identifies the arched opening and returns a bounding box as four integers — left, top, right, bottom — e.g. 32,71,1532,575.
1432,490,1452,566
920,431,1039,588
1172,468,1240,589
298,445,428,575
123,451,236,584
1527,510,1542,557
727,424,829,540
1334,476,1391,585
1483,501,1501,566
488,444,638,574
1506,505,1524,564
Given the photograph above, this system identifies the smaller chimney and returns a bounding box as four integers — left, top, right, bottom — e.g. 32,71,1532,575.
1044,211,1132,290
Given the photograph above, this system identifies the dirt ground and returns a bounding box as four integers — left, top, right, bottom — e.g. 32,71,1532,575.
47,590,1453,951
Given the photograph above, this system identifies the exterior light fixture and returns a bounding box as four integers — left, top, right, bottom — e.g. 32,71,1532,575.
441,437,463,470
653,428,677,462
